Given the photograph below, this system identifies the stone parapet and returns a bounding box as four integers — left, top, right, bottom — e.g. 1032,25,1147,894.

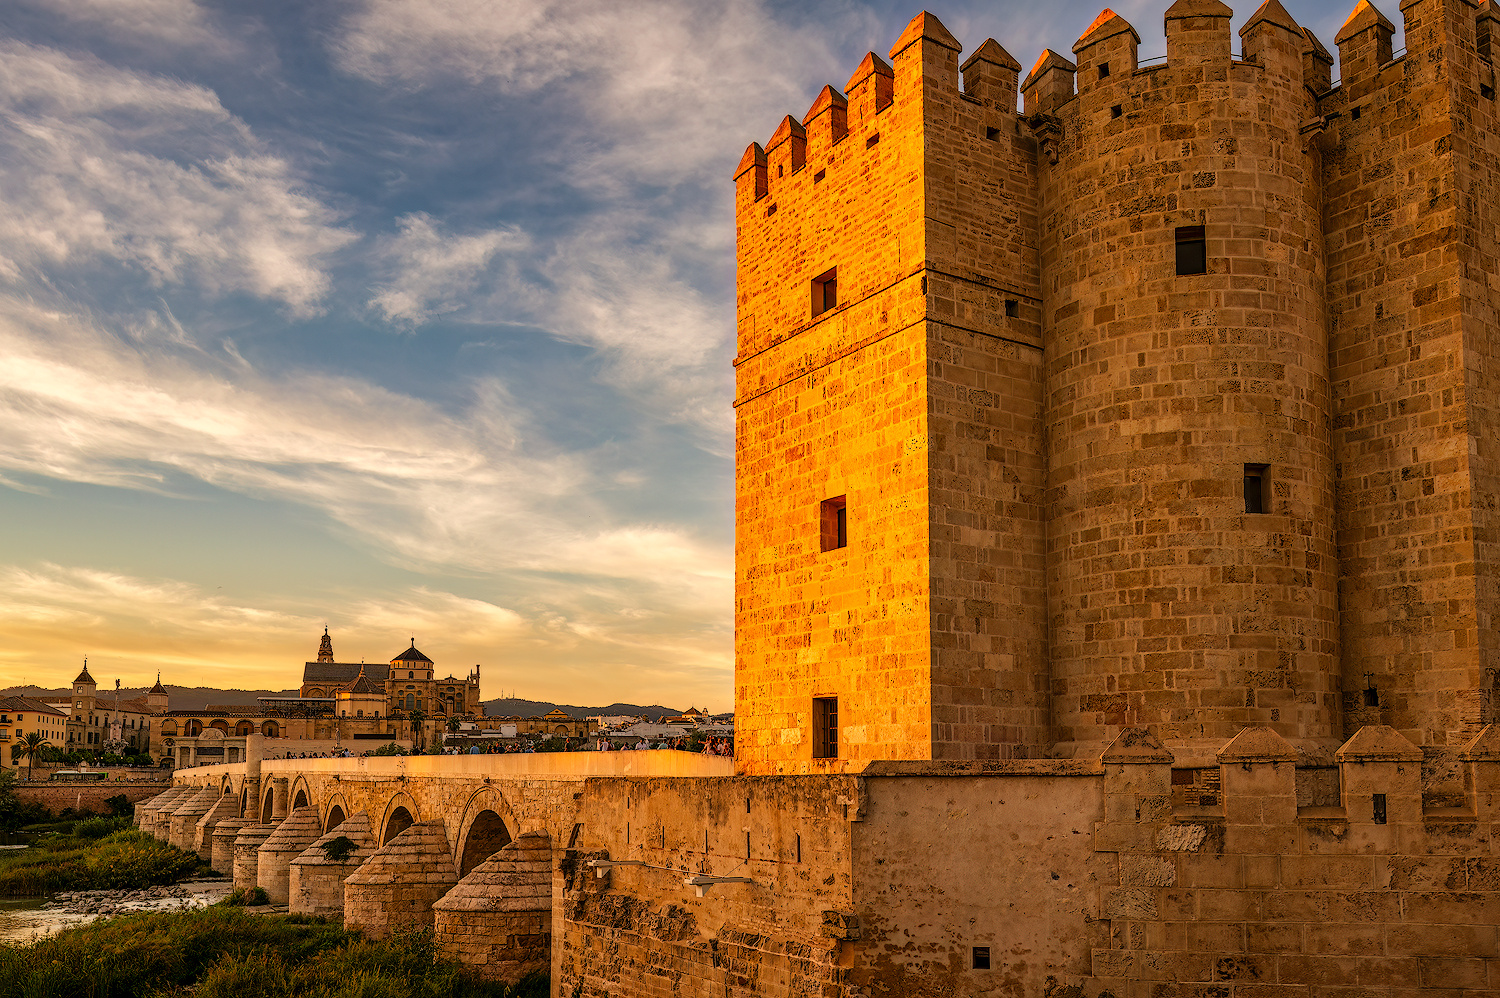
434,831,553,983
343,820,459,938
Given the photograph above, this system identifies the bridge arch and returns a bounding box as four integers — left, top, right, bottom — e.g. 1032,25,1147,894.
220,774,235,797
453,787,521,877
322,794,350,834
262,786,275,822
378,792,420,845
289,776,314,812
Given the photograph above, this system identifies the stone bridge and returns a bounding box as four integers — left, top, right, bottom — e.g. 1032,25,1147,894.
136,726,1500,998
136,738,737,993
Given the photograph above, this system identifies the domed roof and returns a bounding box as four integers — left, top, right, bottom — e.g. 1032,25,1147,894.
150,672,167,695
391,640,433,665
340,667,385,696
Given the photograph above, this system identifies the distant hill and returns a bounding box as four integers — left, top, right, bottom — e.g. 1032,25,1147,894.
481,699,685,721
0,686,296,710
2,686,696,721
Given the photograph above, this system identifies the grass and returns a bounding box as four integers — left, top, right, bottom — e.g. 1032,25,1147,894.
0,908,546,998
0,826,204,897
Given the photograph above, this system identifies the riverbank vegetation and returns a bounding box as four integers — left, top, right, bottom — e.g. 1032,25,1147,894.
0,908,545,998
0,821,203,896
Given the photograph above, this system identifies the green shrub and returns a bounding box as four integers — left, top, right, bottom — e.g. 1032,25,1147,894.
218,885,270,906
73,816,129,839
0,827,203,896
320,836,358,863
0,911,542,998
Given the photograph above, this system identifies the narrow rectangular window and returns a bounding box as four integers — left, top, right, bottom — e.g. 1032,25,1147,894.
1004,299,1018,317
973,947,991,970
820,495,847,552
1099,62,1110,78
1372,793,1387,824
1243,464,1268,514
811,268,838,317
1175,225,1206,275
813,697,839,759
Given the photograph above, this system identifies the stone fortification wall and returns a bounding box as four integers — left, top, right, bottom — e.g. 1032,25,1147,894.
733,8,1053,774
558,775,863,997
1035,0,1339,761
20,781,168,815
1324,0,1500,783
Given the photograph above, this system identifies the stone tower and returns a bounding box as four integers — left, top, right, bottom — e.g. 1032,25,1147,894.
317,626,334,663
734,0,1500,777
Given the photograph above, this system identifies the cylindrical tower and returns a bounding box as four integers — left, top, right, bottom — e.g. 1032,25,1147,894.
1033,0,1341,760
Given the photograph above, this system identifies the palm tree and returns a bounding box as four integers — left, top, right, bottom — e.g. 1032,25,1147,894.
16,732,51,782
408,709,426,751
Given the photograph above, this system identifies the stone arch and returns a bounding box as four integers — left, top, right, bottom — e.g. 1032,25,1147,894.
261,720,280,737
240,785,249,816
379,793,419,845
288,775,315,814
209,719,229,734
262,786,275,821
323,795,349,834
554,725,569,735
185,718,203,736
454,787,521,877
220,774,235,797
235,720,254,736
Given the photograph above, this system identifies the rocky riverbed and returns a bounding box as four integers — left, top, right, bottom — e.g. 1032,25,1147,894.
0,878,232,943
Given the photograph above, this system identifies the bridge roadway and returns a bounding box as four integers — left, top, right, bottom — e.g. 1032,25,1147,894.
139,741,740,994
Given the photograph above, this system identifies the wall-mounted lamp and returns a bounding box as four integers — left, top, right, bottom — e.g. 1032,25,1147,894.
683,874,753,898
586,859,648,879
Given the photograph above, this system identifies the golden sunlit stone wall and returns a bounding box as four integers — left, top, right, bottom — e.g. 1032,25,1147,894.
733,16,1050,774
1325,0,1500,792
1036,0,1341,762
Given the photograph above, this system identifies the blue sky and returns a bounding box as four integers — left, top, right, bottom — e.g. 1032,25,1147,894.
0,0,1374,706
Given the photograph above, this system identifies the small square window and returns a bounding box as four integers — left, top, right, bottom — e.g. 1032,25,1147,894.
1111,104,1123,119
813,169,826,184
813,697,839,759
766,202,778,218
820,495,847,552
973,946,991,970
1099,62,1110,79
985,126,1000,141
812,268,838,318
1244,464,1269,514
1175,225,1206,276
866,133,880,148
1351,105,1362,120
1363,686,1380,708
1004,299,1018,318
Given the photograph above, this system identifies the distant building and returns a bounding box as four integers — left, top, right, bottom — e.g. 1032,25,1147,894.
149,629,484,766
0,695,68,773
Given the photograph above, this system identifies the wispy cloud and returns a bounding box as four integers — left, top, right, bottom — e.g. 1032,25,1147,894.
0,41,352,312
369,212,528,324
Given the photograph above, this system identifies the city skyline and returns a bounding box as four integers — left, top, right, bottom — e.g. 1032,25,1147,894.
0,0,1374,707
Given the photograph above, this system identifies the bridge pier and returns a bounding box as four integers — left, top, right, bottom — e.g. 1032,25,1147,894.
257,807,323,905
232,822,279,892
344,820,459,938
289,812,376,918
434,831,553,983
168,787,221,853
138,787,189,840
211,817,251,877
193,794,238,861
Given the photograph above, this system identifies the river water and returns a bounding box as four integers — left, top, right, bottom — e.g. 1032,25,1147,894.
0,879,233,945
